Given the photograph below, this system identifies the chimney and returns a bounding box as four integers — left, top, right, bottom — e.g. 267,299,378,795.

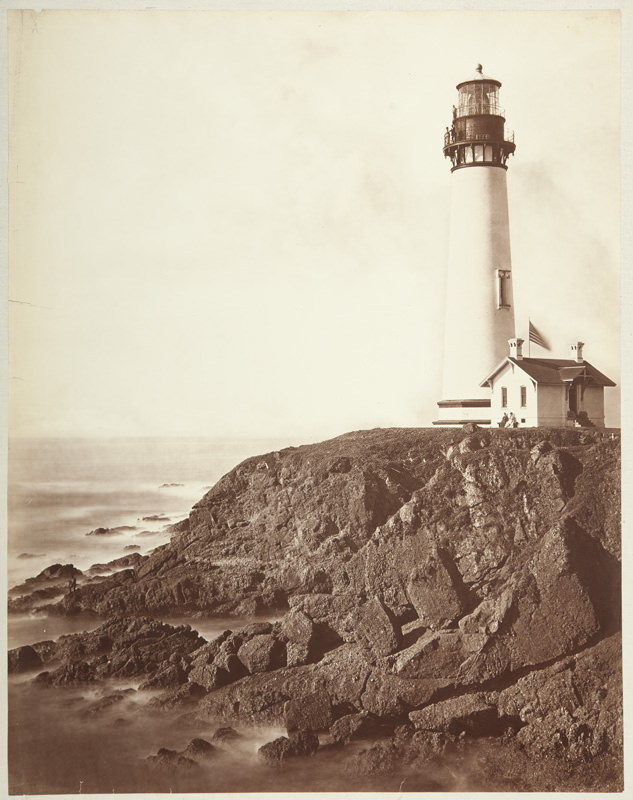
570,342,584,362
508,337,524,360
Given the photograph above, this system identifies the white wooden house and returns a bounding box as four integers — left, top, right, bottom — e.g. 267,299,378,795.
480,339,615,428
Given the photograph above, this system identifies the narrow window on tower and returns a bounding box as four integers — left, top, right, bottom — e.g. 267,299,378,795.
496,269,511,309
501,387,508,408
520,386,527,407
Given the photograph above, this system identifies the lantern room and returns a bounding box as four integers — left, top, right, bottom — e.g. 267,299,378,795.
443,64,516,170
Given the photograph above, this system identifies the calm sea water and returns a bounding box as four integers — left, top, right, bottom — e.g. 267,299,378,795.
7,436,290,590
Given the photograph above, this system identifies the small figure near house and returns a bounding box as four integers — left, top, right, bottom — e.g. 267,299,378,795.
506,412,519,428
498,412,508,428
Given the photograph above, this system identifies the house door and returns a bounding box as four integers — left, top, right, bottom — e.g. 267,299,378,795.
568,381,579,414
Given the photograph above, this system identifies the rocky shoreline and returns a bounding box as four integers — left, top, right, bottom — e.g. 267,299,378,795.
8,425,622,791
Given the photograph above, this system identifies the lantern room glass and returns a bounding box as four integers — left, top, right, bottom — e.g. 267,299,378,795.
457,82,502,117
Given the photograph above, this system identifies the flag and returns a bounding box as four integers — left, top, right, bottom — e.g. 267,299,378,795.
528,320,551,350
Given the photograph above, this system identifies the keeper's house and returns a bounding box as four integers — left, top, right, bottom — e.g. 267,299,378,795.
480,338,616,428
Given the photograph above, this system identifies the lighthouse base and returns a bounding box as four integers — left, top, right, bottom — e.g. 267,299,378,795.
433,398,491,427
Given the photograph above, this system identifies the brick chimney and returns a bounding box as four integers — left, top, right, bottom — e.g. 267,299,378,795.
508,337,524,360
570,342,584,362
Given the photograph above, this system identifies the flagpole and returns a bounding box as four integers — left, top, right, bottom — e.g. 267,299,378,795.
528,318,531,357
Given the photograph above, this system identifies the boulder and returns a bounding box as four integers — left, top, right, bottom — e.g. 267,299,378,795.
258,730,319,763
187,662,231,692
279,609,315,649
138,662,185,690
257,736,294,763
8,645,43,673
35,660,97,686
182,738,216,761
237,634,286,674
405,549,467,629
211,726,243,744
145,747,199,771
288,730,319,756
286,642,312,668
391,629,485,681
409,694,502,736
284,689,334,732
347,598,401,659
330,711,381,743
149,682,207,711
361,669,448,717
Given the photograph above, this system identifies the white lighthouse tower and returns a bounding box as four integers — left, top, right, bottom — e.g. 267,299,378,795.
435,65,516,426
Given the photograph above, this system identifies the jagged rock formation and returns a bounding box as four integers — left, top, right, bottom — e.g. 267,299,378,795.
8,426,622,790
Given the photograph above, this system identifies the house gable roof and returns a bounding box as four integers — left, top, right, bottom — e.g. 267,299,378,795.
480,357,616,388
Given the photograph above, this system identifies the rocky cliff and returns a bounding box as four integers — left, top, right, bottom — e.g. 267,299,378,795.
9,426,622,791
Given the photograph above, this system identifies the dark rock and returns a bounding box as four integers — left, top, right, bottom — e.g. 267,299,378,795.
36,660,98,686
258,736,294,763
138,662,185,690
37,563,79,579
289,729,319,756
361,668,446,717
83,692,133,715
349,739,400,774
240,621,273,636
87,553,144,573
285,689,334,732
279,609,315,647
498,633,622,763
148,682,207,711
330,711,381,743
145,747,199,771
348,598,401,659
329,456,352,473
286,641,312,668
86,527,117,536
237,634,286,674
8,645,43,673
409,694,502,736
188,662,231,691
211,726,243,743
182,738,215,760
257,730,319,763
406,548,467,629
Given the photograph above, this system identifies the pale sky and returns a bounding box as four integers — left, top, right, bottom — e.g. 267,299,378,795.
7,8,622,440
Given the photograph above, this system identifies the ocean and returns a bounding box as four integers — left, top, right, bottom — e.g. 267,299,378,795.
7,436,288,601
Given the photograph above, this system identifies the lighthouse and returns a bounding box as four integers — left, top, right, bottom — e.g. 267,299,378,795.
435,65,517,426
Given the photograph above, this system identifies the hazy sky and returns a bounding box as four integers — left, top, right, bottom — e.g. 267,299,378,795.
8,8,622,441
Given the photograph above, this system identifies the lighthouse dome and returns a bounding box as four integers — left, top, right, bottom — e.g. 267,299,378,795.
456,64,502,90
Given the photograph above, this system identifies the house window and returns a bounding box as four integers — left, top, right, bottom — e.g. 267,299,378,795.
501,387,507,408
496,270,511,309
520,386,527,407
